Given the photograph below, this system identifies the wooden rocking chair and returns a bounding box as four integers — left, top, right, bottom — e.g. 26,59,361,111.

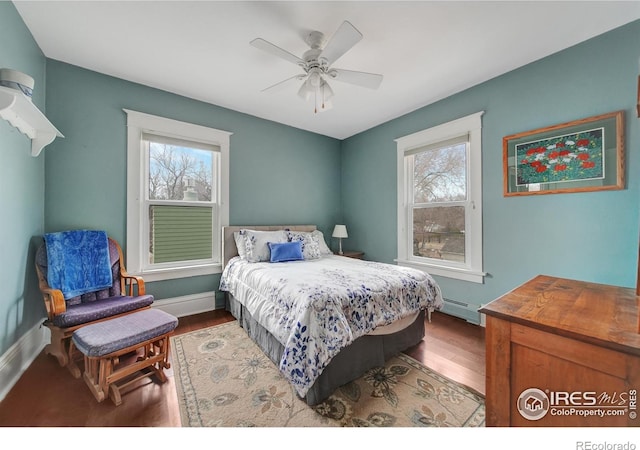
35,235,154,377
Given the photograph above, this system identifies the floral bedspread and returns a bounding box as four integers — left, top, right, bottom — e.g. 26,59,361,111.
219,255,444,398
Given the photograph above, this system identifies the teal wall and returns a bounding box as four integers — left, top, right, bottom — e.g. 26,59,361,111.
43,60,342,304
341,20,640,321
1,0,639,358
0,2,48,355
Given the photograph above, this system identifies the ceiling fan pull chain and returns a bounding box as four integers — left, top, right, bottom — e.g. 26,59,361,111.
314,89,318,114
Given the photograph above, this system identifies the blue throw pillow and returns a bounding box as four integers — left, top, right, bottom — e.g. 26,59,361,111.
268,241,303,263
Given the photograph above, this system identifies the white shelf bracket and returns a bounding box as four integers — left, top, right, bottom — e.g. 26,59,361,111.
0,86,64,156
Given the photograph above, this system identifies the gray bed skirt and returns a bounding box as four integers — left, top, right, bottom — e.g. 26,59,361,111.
225,293,426,406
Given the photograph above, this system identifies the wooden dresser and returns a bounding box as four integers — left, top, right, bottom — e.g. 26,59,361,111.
480,275,640,427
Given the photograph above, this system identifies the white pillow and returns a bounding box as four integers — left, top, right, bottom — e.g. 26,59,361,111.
243,229,288,263
286,230,321,260
311,230,333,256
233,231,247,259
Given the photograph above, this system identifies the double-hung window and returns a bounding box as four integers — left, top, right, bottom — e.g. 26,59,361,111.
125,109,231,281
396,111,485,283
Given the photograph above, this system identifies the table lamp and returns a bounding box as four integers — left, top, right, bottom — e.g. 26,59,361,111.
332,224,348,255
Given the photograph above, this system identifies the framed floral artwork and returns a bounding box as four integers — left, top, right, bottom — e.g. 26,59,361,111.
503,110,625,196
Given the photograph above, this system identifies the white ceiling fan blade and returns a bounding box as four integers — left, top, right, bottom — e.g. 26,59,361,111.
262,74,307,92
329,68,383,89
250,38,304,65
319,21,363,66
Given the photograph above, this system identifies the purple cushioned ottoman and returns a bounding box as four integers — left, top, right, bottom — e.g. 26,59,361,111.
72,308,177,357
72,308,178,405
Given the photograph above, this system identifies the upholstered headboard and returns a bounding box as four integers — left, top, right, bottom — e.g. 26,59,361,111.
222,225,317,268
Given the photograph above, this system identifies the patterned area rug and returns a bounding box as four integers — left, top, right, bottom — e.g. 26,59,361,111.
170,321,485,427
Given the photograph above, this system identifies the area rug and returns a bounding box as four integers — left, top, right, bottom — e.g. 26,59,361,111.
170,321,485,427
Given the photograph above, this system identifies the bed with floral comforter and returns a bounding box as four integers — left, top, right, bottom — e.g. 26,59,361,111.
219,254,443,400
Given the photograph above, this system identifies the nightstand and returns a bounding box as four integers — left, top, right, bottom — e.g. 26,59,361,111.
336,250,364,259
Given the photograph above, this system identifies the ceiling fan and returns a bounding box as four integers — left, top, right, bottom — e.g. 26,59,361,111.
250,21,383,113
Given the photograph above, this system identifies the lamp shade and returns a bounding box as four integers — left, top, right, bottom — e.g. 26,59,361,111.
332,224,348,239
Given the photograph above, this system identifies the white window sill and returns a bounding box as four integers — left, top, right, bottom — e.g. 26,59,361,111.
395,258,485,284
134,263,222,282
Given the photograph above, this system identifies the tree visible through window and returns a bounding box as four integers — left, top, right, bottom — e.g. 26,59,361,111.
145,137,218,265
148,143,213,202
412,142,467,263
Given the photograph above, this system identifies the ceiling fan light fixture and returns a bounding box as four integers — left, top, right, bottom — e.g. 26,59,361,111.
315,79,334,113
320,79,334,100
309,68,322,87
297,78,313,100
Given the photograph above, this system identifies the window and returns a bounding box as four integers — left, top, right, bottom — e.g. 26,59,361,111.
396,111,485,283
125,109,231,281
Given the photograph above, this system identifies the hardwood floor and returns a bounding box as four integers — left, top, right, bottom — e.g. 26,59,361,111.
408,311,486,396
0,310,485,427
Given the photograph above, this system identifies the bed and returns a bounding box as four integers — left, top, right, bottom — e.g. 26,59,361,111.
219,225,444,405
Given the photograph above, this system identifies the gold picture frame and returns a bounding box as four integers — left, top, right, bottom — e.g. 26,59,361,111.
503,110,625,196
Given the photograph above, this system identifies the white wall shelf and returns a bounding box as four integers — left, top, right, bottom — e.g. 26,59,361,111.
0,85,63,156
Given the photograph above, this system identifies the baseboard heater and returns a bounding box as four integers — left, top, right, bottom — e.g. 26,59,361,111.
441,297,482,325
153,291,218,318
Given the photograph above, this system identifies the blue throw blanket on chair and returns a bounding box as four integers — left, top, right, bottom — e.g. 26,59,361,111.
44,230,113,300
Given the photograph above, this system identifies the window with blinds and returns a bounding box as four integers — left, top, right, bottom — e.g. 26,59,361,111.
143,133,218,266
395,111,484,283
125,109,230,281
149,205,213,263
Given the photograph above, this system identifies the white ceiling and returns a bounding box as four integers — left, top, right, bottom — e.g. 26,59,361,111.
13,1,640,140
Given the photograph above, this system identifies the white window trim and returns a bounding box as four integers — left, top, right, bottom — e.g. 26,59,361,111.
395,111,485,284
124,109,231,282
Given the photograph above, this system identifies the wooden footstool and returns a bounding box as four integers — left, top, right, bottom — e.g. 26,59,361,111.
71,308,178,406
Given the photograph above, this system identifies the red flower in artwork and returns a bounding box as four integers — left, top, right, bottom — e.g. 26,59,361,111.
530,161,542,167
582,161,595,169
577,153,590,161
554,164,567,171
536,165,547,173
577,139,590,147
558,150,570,156
548,151,559,159
556,142,565,147
526,147,545,156
521,160,529,165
